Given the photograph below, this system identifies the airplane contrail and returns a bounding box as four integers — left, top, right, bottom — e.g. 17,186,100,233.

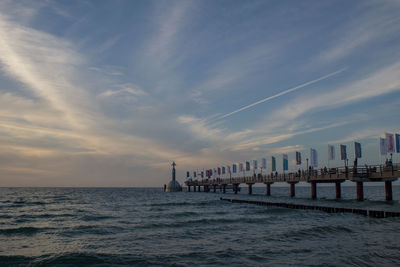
218,67,348,120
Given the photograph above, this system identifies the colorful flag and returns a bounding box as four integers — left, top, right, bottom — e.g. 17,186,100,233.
386,133,394,153
340,145,347,160
186,171,190,178
227,166,231,174
355,142,362,158
193,171,196,178
295,151,301,165
222,166,225,174
239,163,243,172
262,158,267,169
245,161,250,171
283,154,288,171
218,167,221,175
328,145,335,160
310,148,318,168
233,164,237,173
253,160,258,170
396,134,400,153
214,168,217,175
380,138,387,156
201,171,204,178
271,156,276,172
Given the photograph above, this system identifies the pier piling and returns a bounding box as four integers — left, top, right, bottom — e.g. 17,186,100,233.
222,184,226,194
247,184,253,195
265,183,272,196
385,181,393,201
311,182,317,199
335,182,341,199
356,182,364,201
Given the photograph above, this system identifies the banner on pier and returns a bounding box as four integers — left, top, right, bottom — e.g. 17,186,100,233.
271,156,276,171
222,167,225,174
233,164,237,173
262,158,267,169
310,148,318,168
396,134,400,153
218,167,221,175
380,138,387,156
214,168,217,176
295,151,301,165
386,133,394,153
253,160,258,170
194,171,196,178
227,166,231,174
201,171,204,178
246,161,250,171
328,145,335,160
354,142,362,158
283,154,288,171
340,145,347,160
239,163,243,172
186,171,190,178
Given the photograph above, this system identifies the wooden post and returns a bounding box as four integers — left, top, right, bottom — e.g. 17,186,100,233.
385,181,393,201
194,185,196,192
335,182,341,199
290,183,295,197
248,184,253,195
188,186,191,192
198,185,201,192
356,182,363,201
311,182,317,199
266,183,271,196
234,184,239,194
222,184,226,194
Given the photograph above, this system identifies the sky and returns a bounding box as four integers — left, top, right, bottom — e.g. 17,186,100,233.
0,0,399,187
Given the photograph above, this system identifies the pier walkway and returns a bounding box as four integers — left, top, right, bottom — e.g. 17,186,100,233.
185,164,400,201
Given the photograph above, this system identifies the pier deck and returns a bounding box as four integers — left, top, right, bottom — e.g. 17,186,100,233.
185,164,399,201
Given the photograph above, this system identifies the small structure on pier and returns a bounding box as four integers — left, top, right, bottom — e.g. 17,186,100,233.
165,161,182,192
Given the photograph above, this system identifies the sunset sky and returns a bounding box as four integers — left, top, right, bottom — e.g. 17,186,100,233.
0,0,399,186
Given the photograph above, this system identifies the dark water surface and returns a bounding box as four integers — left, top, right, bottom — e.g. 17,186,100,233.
1,186,400,266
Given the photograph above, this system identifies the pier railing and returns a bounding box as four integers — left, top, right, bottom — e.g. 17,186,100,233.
187,164,399,186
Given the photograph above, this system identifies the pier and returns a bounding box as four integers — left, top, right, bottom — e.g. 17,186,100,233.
185,164,399,201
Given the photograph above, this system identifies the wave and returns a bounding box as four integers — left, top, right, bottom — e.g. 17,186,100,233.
0,226,49,236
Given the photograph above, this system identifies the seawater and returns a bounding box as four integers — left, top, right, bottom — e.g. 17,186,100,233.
1,186,400,266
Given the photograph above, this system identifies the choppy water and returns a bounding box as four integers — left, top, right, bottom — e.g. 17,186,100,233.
1,185,400,266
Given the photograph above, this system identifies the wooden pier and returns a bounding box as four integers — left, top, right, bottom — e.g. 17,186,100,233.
185,164,399,201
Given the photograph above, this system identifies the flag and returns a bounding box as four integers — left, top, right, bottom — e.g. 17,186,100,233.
201,171,204,178
193,171,196,178
340,145,347,160
227,166,231,174
253,160,258,170
328,145,335,160
396,134,400,153
245,161,250,171
310,148,318,168
295,151,301,165
380,138,387,156
186,171,190,178
355,142,362,158
218,167,221,175
222,166,225,174
271,156,276,172
262,158,267,169
214,168,217,175
239,163,243,172
386,133,394,153
283,154,288,171
233,164,237,173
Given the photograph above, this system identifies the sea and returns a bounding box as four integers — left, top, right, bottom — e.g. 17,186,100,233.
1,185,400,266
